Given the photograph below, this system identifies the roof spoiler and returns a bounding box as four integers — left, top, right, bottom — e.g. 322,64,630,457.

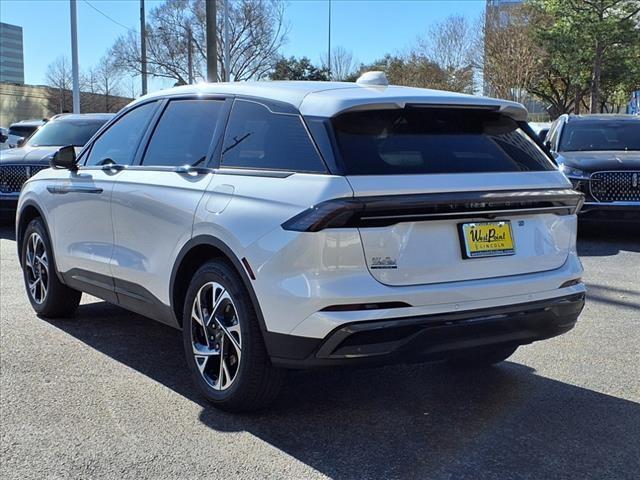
332,100,528,122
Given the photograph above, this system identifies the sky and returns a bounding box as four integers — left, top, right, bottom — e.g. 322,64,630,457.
0,0,485,93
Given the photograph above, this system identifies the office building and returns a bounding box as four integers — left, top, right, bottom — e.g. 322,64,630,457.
1,22,25,84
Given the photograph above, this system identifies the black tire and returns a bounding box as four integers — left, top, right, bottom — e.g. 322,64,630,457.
446,344,518,367
182,259,285,412
21,217,81,317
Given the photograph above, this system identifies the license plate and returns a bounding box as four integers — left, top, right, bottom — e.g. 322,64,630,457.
459,221,515,259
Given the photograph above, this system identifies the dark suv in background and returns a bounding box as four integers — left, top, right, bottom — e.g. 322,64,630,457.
546,114,640,222
1,113,113,222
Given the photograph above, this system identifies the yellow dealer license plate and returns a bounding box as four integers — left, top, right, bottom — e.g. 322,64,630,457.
460,221,515,259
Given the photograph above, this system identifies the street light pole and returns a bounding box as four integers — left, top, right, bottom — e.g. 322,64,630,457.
140,0,147,95
206,0,217,82
70,0,80,113
327,0,331,81
224,0,230,82
187,24,193,84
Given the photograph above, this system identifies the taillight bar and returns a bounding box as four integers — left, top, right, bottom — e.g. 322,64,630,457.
282,188,584,232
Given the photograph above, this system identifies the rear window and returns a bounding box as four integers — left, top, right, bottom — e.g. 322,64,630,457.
27,120,107,147
9,125,39,138
331,108,555,175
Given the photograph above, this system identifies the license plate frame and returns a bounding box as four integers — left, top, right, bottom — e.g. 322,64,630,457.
458,221,516,259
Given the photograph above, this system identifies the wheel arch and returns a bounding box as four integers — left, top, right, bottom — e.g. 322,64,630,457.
170,235,267,334
16,200,66,284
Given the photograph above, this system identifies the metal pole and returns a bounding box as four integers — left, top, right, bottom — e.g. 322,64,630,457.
206,0,217,82
140,0,147,95
224,0,230,81
70,0,80,112
327,0,331,81
187,24,193,84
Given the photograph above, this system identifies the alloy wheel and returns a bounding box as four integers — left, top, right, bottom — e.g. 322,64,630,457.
25,232,48,304
191,281,242,390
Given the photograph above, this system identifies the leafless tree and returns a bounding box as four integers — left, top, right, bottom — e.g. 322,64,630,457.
92,56,124,112
127,76,141,100
79,56,127,113
321,46,356,81
482,5,541,102
416,15,479,93
111,0,288,84
80,68,100,112
44,56,73,114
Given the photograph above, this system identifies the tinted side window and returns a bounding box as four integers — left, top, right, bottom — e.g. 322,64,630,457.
142,99,223,167
86,102,157,166
220,100,325,172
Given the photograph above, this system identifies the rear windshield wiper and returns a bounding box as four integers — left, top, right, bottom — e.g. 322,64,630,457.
222,132,252,155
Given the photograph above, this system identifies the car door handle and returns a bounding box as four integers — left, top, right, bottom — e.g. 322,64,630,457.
47,185,103,195
101,164,125,172
175,165,212,175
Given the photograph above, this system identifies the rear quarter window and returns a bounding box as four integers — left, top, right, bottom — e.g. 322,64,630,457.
332,108,556,175
220,99,326,172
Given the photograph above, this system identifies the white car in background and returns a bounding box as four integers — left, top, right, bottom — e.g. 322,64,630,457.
6,119,47,148
0,127,9,150
16,74,586,411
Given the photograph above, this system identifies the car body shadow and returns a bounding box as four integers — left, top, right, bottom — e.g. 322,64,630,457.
585,283,640,312
43,301,640,480
0,225,16,241
577,221,640,256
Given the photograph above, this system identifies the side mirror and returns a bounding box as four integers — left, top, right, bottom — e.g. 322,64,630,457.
544,140,552,150
16,137,25,147
538,129,549,142
50,145,78,170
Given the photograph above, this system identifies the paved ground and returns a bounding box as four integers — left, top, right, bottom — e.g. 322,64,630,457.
1,223,639,480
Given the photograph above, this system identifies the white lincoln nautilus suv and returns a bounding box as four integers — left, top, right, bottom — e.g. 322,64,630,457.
16,74,586,411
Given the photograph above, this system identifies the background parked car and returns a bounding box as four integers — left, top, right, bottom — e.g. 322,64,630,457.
545,114,640,222
1,113,114,223
6,119,48,148
529,121,551,142
0,127,9,151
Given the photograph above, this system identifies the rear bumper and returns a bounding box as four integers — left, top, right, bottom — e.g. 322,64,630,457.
267,293,585,368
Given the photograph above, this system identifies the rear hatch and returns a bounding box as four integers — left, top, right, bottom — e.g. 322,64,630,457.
331,106,581,286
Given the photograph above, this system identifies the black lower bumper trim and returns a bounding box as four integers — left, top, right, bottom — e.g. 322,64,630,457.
579,203,640,222
268,293,585,368
0,198,18,217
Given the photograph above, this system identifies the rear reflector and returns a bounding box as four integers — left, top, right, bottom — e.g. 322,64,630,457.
559,278,582,288
282,189,584,232
320,301,411,312
241,257,256,280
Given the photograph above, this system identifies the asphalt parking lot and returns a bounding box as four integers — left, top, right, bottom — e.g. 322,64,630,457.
1,224,639,480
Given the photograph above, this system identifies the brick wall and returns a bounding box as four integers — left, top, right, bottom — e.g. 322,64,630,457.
0,82,132,126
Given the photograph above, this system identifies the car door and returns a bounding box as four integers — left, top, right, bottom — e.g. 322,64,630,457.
49,101,159,302
109,96,228,318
